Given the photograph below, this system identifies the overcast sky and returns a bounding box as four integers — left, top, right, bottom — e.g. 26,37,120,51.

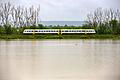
0,0,120,21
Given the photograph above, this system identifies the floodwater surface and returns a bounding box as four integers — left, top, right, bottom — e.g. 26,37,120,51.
0,40,120,80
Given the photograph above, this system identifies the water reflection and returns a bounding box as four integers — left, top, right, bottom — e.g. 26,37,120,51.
0,40,120,80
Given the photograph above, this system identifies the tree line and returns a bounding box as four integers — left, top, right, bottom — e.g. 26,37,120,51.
86,8,120,34
0,2,40,35
0,2,120,35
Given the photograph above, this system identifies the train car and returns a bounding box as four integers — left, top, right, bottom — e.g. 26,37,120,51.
61,29,96,34
23,29,59,34
23,29,96,34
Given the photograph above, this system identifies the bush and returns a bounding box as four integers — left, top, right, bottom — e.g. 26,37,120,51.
4,24,12,35
0,26,4,35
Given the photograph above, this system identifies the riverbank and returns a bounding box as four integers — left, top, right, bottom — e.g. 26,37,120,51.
0,34,120,40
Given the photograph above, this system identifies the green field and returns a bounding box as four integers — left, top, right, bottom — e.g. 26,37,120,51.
0,34,120,40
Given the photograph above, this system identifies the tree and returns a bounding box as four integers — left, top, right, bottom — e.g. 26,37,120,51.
4,24,12,35
86,8,120,34
0,25,4,34
0,2,40,27
38,24,45,29
109,20,119,34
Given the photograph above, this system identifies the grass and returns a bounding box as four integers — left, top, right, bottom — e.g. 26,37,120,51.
0,34,120,40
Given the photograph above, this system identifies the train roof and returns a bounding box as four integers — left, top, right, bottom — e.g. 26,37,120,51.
24,29,95,30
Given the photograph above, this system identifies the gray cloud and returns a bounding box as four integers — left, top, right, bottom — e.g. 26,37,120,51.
0,0,120,21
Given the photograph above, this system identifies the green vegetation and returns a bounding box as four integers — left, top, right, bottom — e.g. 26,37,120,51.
86,8,120,35
0,2,120,39
0,19,120,40
1,34,120,40
0,22,120,40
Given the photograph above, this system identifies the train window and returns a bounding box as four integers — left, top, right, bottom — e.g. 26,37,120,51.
82,30,85,32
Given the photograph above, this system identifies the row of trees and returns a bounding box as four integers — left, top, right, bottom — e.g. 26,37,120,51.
86,8,120,34
0,2,40,27
0,2,40,35
0,2,120,35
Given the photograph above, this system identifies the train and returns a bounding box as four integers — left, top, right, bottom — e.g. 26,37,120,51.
23,29,96,34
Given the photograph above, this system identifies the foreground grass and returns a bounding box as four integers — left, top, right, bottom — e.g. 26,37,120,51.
0,34,120,40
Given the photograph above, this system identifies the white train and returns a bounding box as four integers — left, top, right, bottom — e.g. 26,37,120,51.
23,29,96,34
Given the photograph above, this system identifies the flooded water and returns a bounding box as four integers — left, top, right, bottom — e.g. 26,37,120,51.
0,40,120,80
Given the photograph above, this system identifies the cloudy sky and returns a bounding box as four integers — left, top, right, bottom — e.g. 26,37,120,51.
0,0,120,21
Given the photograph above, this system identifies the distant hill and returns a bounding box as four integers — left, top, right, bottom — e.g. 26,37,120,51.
40,21,85,26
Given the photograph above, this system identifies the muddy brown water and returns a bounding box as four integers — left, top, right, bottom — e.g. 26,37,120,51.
0,40,120,80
